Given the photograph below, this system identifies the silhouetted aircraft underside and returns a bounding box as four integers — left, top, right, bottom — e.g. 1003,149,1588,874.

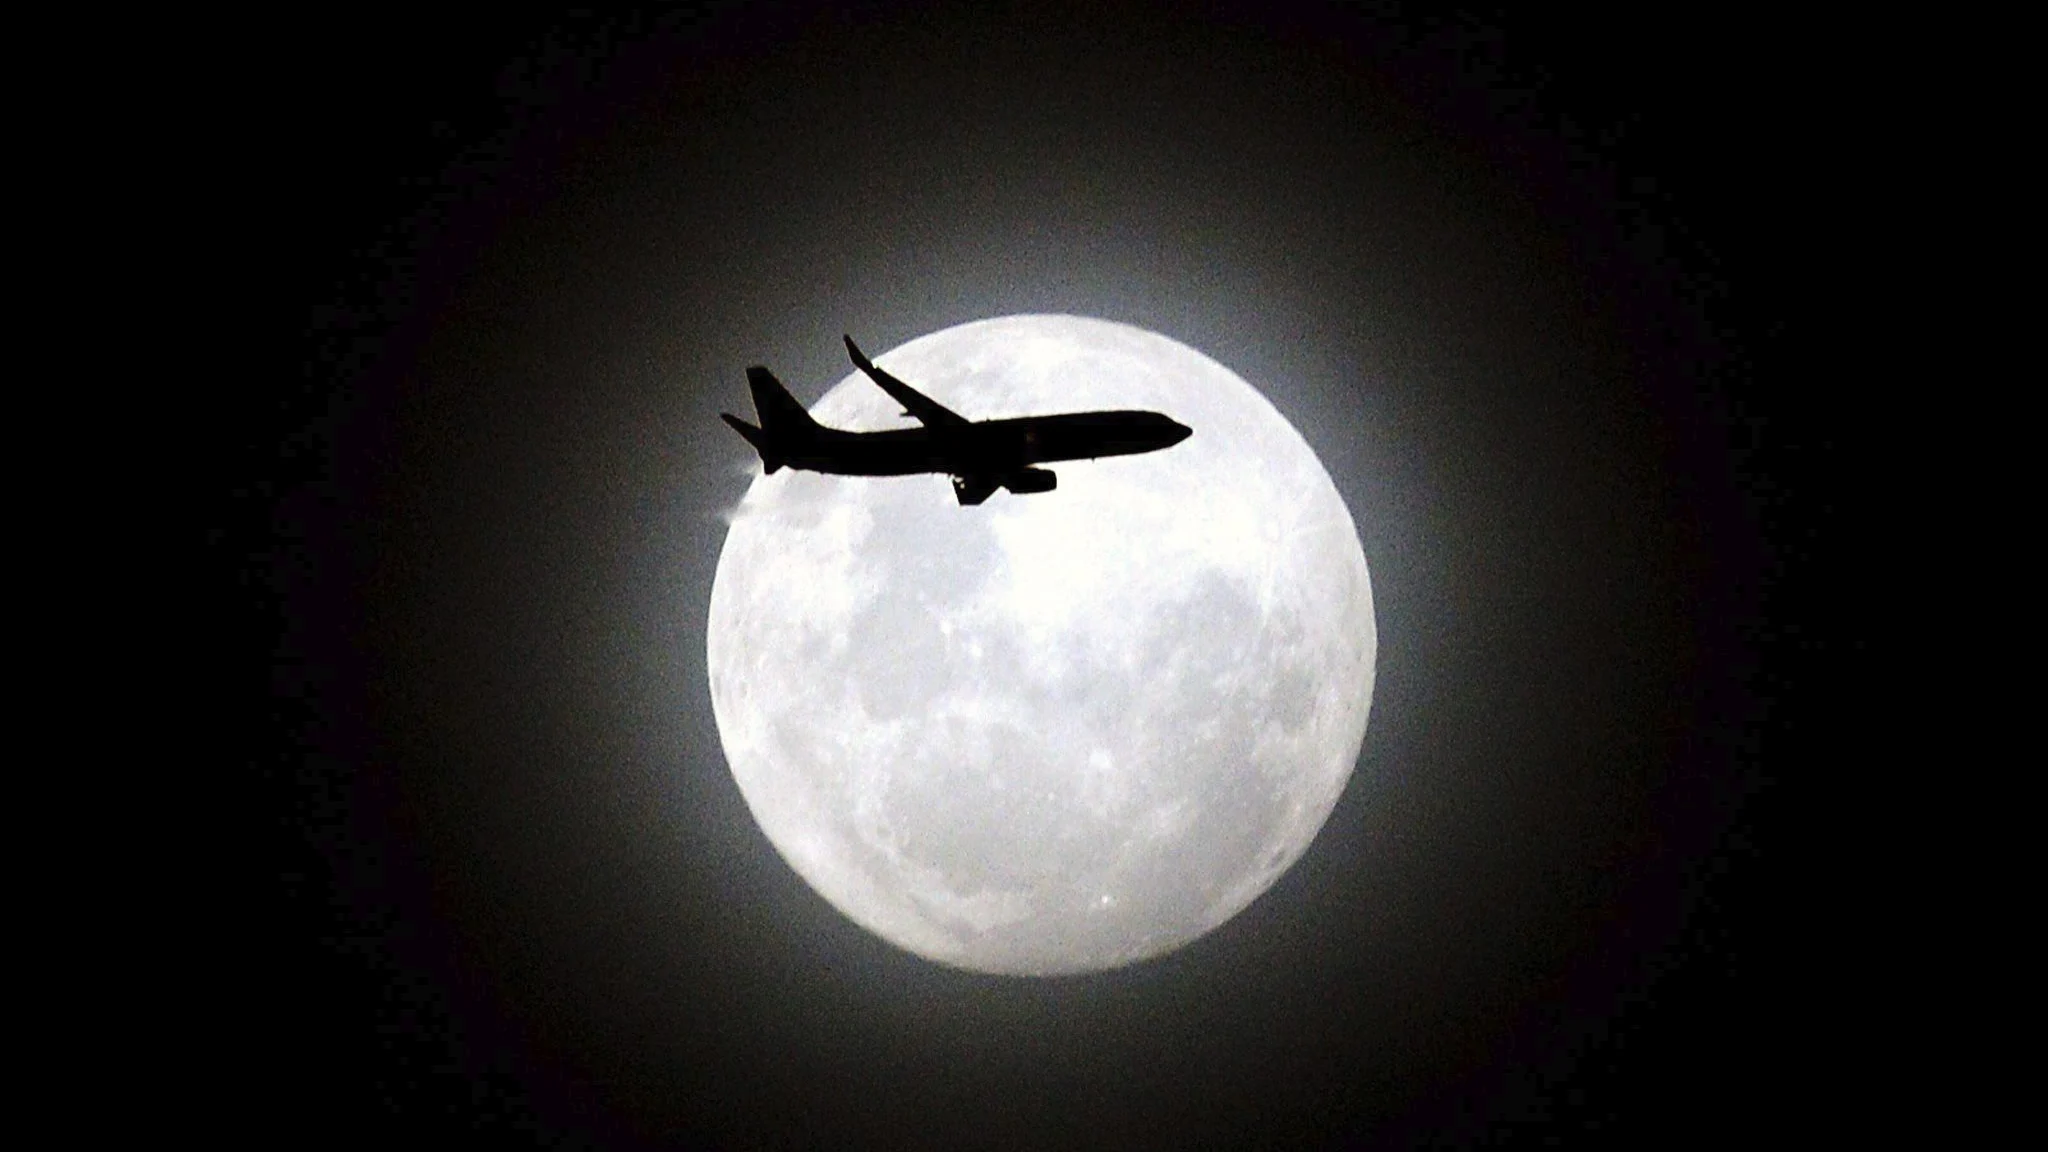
722,335,1192,505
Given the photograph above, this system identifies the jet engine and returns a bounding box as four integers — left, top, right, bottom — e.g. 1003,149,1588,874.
1003,468,1058,495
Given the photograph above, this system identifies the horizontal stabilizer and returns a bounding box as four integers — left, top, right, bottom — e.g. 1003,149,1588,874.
721,412,783,474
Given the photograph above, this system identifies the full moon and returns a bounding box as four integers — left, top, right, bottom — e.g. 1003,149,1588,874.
707,315,1375,974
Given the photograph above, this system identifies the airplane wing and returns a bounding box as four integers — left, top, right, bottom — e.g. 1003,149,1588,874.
844,335,970,428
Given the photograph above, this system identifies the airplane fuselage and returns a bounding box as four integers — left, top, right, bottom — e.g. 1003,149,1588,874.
779,410,1190,477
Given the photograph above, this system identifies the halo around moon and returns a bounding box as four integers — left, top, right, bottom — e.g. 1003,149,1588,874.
707,315,1375,975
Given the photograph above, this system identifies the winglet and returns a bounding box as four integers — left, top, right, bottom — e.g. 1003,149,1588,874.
843,334,873,372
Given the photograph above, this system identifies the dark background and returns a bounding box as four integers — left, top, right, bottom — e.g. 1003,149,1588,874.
251,3,1822,1146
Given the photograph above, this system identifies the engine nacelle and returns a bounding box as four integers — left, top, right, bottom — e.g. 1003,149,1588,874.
1003,468,1058,495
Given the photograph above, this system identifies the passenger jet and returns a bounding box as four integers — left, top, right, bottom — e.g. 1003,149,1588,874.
721,335,1192,505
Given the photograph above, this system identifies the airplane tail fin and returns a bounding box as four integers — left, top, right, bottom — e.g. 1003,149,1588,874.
725,366,819,475
747,366,820,434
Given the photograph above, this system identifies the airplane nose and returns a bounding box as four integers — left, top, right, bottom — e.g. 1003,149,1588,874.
1168,420,1193,444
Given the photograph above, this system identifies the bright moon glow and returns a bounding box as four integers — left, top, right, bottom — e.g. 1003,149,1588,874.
707,315,1376,974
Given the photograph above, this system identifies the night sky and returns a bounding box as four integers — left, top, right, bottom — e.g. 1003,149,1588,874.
260,5,1814,1146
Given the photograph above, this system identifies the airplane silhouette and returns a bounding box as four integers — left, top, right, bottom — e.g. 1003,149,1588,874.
721,335,1193,505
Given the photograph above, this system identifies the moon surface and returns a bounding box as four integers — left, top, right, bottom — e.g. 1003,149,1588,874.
707,315,1375,975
